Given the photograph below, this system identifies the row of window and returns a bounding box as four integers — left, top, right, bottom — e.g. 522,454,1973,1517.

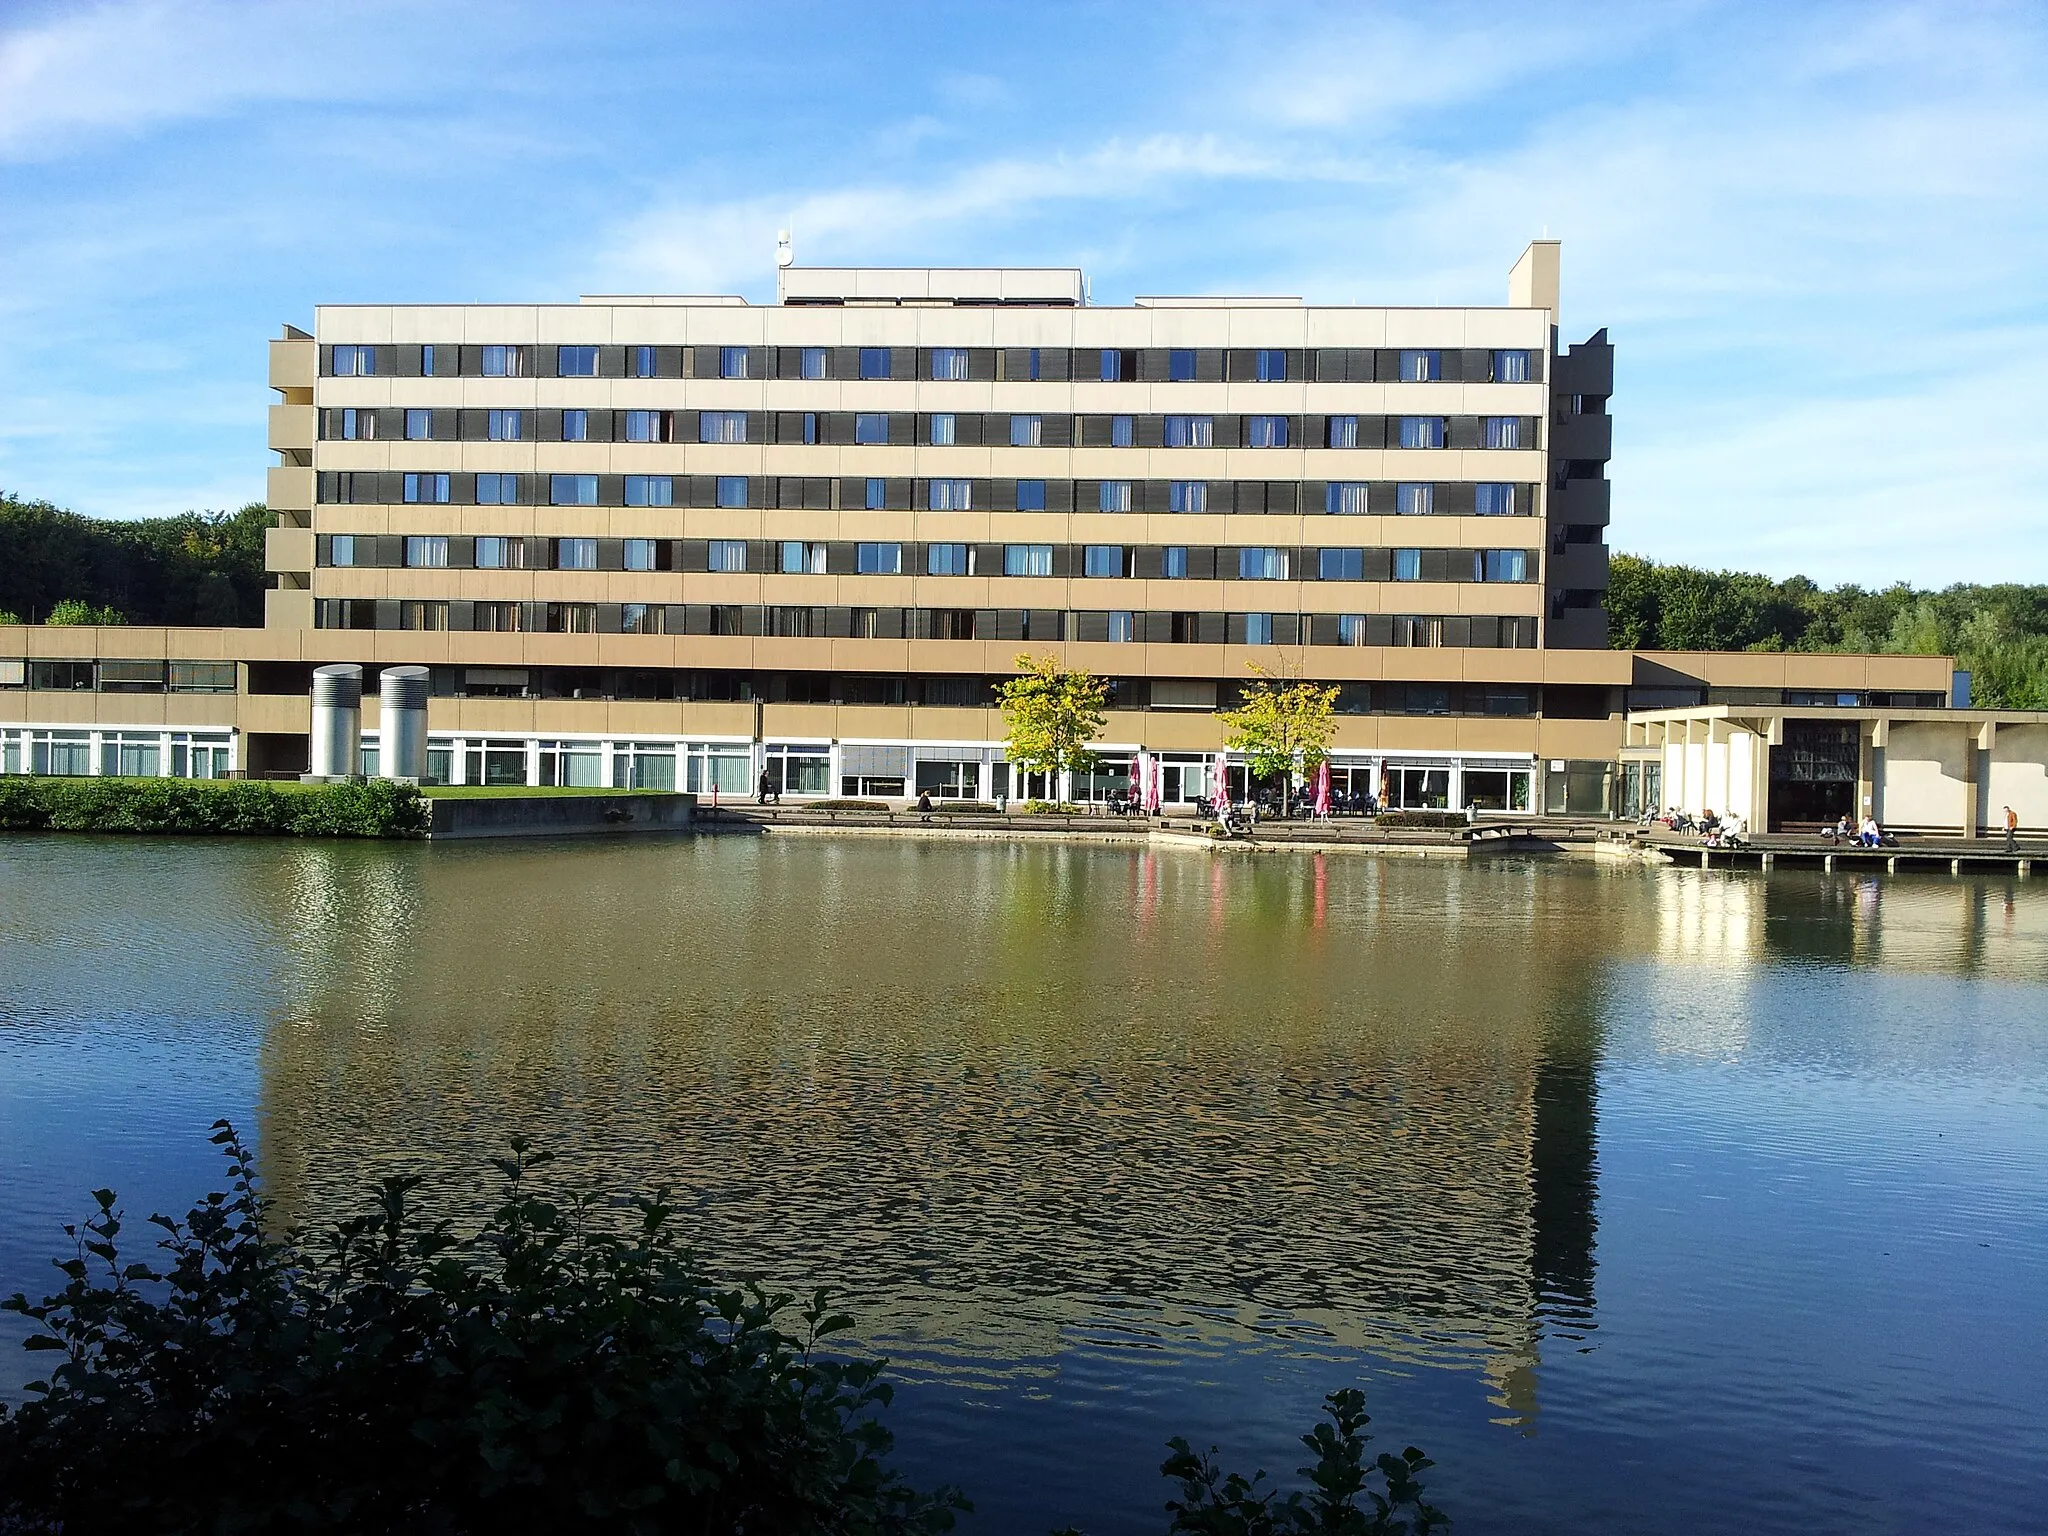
0,659,239,694
313,599,1540,648
323,532,1532,584
326,343,1540,386
326,471,1533,517
272,665,1544,721
321,406,1537,452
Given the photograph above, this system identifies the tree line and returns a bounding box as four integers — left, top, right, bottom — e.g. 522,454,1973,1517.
0,491,271,627
1606,554,2048,707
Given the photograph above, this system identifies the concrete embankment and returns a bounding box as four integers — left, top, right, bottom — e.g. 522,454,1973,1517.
427,792,695,839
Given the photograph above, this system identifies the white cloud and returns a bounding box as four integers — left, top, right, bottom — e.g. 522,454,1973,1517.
0,0,421,160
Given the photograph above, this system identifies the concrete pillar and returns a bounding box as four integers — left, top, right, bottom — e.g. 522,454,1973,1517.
1961,736,1979,839
377,665,430,781
307,664,362,780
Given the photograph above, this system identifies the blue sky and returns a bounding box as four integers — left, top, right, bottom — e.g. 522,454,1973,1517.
1,0,2043,585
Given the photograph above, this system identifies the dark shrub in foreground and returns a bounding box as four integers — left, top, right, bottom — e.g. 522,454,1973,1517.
0,1130,1445,1534
0,1127,963,1534
0,776,427,837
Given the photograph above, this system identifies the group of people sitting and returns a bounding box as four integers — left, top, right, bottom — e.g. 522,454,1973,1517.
1695,809,1750,848
1821,814,1888,847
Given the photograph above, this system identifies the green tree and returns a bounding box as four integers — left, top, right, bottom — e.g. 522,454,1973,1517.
43,598,126,626
1218,663,1338,816
0,492,272,626
0,1125,965,1534
1604,553,1659,648
997,653,1109,792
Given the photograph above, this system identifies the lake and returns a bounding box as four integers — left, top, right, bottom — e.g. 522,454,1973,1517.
2,833,2044,1533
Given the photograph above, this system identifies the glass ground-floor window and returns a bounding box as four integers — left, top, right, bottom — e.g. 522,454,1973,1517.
998,765,1052,802
100,733,163,778
1461,766,1532,812
31,731,92,776
841,775,905,798
464,739,530,788
1072,762,1132,803
1391,766,1452,809
915,759,980,799
426,739,455,786
683,743,751,796
614,742,676,792
1159,755,1211,806
171,734,231,779
763,743,830,796
1618,760,1662,819
537,739,603,788
359,743,381,778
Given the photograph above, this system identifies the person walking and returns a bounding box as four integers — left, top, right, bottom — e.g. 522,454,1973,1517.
916,788,934,824
758,770,773,806
2005,804,2019,854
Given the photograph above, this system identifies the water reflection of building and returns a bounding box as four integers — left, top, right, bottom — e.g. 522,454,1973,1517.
252,841,1604,1424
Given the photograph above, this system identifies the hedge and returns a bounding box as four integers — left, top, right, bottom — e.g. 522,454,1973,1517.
0,776,429,838
1371,810,1471,831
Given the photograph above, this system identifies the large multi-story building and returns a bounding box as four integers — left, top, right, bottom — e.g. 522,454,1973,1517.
11,239,2039,832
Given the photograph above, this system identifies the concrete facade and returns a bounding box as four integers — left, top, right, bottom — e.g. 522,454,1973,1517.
1625,707,2048,836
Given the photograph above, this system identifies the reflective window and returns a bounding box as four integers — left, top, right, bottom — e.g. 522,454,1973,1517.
856,542,901,574
858,347,892,379
1397,349,1441,382
926,542,970,576
928,478,971,510
1494,349,1531,383
1325,482,1368,515
715,475,748,508
1398,416,1446,449
405,408,432,441
560,409,588,442
855,413,889,445
707,539,747,572
549,474,598,506
402,473,449,504
1397,482,1434,515
1169,349,1197,382
476,472,519,504
1393,548,1422,581
1004,544,1054,577
487,408,522,441
1326,415,1359,449
1098,480,1132,513
931,347,969,381
928,412,956,445
1015,480,1046,511
1246,415,1289,448
556,537,597,570
1009,414,1041,447
719,345,749,379
1255,349,1287,382
1085,546,1125,578
557,345,598,377
700,410,748,444
1238,547,1288,580
1319,548,1364,581
1168,480,1208,513
1164,415,1214,448
1475,483,1517,516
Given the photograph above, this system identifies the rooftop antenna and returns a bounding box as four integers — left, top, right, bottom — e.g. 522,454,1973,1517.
775,227,794,269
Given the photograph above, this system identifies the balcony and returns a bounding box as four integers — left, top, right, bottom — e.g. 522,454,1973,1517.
265,524,314,577
269,337,315,396
1550,412,1612,463
1548,541,1611,592
1549,477,1611,526
268,403,315,455
263,588,314,631
267,465,314,516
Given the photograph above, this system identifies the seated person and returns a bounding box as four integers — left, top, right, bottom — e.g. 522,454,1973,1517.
1859,816,1883,847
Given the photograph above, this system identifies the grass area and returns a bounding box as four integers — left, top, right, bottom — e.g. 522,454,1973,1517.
422,785,663,799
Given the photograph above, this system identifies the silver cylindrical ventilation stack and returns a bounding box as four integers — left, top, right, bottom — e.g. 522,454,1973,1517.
308,664,363,780
378,665,430,781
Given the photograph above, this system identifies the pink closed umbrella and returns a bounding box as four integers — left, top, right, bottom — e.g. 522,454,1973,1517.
1150,754,1163,812
1128,752,1142,809
1213,751,1230,812
1313,760,1333,819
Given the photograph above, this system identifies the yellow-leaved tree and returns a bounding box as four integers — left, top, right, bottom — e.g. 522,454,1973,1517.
995,653,1108,801
1218,662,1338,815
